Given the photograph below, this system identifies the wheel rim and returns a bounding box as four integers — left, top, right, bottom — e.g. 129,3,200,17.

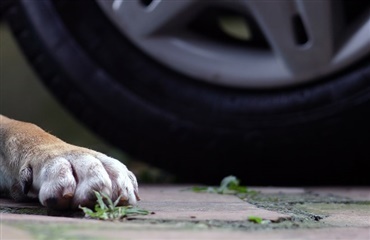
96,0,370,88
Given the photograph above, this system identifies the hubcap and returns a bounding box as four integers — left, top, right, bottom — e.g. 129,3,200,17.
96,0,370,88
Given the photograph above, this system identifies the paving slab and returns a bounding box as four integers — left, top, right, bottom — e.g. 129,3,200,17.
296,203,370,227
69,227,370,240
1,186,369,240
1,224,32,240
307,187,370,201
135,186,289,221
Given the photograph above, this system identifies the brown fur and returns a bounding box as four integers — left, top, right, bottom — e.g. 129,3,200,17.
0,115,139,210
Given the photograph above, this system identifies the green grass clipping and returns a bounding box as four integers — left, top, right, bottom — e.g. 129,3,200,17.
79,191,149,220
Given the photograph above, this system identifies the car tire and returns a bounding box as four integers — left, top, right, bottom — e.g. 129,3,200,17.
3,0,370,185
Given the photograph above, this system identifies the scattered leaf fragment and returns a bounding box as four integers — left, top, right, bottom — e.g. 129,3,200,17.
248,216,263,224
248,216,271,224
192,175,257,195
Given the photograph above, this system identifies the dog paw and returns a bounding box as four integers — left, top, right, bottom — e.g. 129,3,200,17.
19,147,139,210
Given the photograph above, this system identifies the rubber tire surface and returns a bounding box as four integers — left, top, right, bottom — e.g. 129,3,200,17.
3,0,370,185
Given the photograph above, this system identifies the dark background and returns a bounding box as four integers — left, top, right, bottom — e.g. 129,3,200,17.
0,22,172,183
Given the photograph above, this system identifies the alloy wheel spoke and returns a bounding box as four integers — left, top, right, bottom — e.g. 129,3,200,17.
112,0,201,37
241,0,335,76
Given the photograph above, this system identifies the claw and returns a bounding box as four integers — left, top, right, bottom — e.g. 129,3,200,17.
118,196,129,206
134,190,141,201
63,193,74,199
62,186,75,199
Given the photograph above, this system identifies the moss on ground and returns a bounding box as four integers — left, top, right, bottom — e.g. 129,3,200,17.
0,207,48,215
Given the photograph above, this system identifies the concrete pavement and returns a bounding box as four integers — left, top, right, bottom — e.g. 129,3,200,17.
1,186,369,239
